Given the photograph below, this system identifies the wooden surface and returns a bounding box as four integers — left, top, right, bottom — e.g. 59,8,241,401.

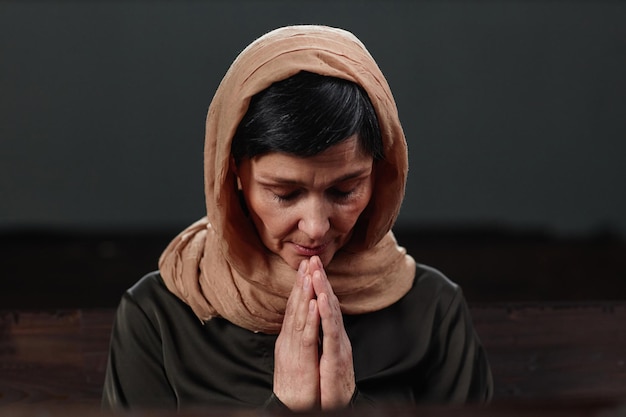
0,310,111,404
471,303,626,400
1,399,626,417
2,303,626,407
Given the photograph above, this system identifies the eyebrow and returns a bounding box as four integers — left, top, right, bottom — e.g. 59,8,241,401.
257,167,372,186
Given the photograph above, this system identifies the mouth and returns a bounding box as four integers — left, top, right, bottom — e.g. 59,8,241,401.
291,241,330,257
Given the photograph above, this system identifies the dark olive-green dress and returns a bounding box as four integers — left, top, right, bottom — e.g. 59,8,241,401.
102,264,493,410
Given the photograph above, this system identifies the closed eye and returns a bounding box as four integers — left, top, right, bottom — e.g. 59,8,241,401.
272,190,301,202
328,188,355,200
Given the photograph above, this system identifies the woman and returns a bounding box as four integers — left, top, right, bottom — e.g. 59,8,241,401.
102,25,493,411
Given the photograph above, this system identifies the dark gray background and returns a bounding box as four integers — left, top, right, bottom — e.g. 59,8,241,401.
2,0,625,236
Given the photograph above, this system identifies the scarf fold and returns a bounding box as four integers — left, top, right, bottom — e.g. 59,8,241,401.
159,25,416,334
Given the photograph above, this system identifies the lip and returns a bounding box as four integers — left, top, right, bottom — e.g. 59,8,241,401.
291,241,330,257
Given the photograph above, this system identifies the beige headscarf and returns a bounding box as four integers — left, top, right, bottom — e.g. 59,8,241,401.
159,25,416,334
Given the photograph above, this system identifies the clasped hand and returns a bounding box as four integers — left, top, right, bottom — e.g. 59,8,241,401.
273,256,355,411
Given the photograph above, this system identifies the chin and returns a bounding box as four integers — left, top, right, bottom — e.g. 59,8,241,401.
285,257,302,270
318,252,335,267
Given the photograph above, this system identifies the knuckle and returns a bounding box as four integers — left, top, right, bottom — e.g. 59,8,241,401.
324,326,340,338
294,319,306,332
301,332,318,348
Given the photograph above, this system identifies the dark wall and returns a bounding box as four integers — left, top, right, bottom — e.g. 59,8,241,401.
2,0,626,236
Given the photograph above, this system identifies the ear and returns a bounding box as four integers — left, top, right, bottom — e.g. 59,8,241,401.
230,156,242,190
229,155,238,174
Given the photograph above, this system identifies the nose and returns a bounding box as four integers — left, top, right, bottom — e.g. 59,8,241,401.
297,197,331,241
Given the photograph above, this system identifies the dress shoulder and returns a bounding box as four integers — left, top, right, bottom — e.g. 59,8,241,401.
117,271,195,326
124,270,176,302
407,263,462,313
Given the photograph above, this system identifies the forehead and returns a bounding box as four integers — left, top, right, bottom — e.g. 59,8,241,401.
251,137,371,172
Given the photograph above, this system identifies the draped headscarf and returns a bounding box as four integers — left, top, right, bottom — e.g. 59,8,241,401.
159,25,416,334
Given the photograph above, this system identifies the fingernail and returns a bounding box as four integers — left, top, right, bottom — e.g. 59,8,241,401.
309,299,315,312
313,270,324,284
298,260,306,275
303,275,310,290
318,293,327,304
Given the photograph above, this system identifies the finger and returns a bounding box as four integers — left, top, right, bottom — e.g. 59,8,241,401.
314,272,347,350
310,257,333,296
282,259,309,333
293,274,315,332
311,268,340,320
302,299,320,349
293,259,316,334
318,291,341,341
309,255,324,275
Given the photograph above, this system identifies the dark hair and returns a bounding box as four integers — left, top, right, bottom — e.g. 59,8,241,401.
231,71,383,164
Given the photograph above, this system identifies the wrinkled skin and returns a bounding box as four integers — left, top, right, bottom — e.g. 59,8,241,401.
273,256,355,411
235,138,371,411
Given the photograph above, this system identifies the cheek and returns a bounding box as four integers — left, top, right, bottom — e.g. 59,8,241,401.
250,201,296,238
337,197,372,231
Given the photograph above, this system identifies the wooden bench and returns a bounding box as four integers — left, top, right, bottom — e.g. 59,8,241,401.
1,303,626,405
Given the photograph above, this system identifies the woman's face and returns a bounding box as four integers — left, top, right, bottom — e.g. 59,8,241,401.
236,136,374,269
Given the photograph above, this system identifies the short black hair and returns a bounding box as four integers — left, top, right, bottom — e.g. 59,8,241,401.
231,71,383,164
